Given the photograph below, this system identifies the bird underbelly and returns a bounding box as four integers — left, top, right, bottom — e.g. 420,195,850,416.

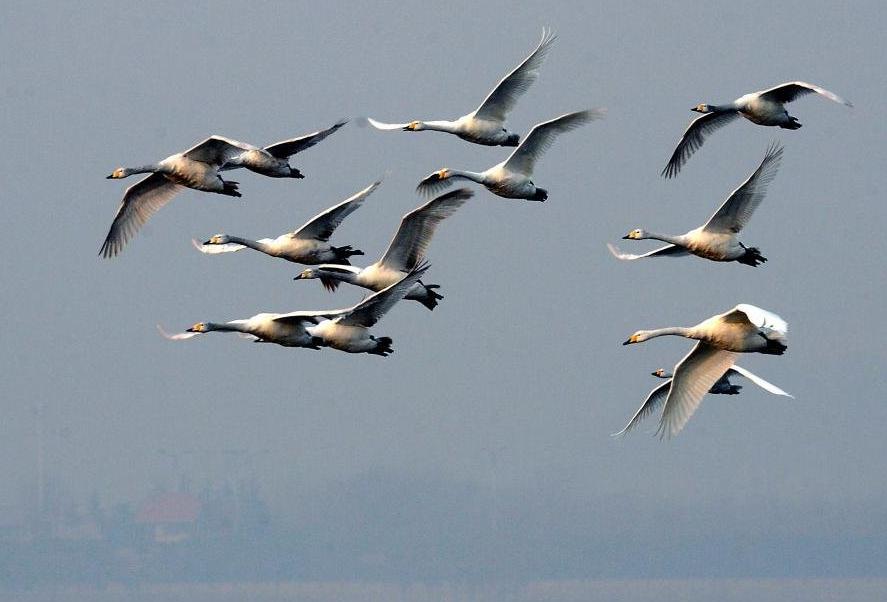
686,235,738,261
280,240,323,263
168,161,223,191
741,102,787,126
490,178,531,199
459,122,508,145
687,243,732,261
357,266,401,291
311,322,371,351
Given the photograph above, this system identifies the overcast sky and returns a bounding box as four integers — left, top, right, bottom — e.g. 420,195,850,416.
1,0,885,586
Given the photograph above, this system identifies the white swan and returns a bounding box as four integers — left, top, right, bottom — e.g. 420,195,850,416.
294,188,472,310
365,29,556,146
623,303,787,354
306,263,430,356
158,309,342,349
193,180,379,265
220,119,347,178
623,304,788,438
610,143,782,266
613,365,793,437
662,81,851,177
415,110,604,201
101,136,251,257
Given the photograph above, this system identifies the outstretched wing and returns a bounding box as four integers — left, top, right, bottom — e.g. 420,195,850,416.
725,304,788,336
606,242,689,261
294,180,381,241
503,109,604,175
661,110,739,178
379,189,472,271
703,142,783,233
365,117,413,131
415,170,460,198
157,324,201,340
339,263,430,327
272,309,345,326
757,81,852,107
657,342,739,439
612,380,672,437
474,28,556,122
191,238,246,254
728,365,793,397
100,173,184,258
183,135,255,166
263,119,348,159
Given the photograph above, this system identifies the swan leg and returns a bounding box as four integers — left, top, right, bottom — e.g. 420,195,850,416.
737,244,767,267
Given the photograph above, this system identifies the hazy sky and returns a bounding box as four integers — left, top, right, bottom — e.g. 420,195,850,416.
2,0,885,583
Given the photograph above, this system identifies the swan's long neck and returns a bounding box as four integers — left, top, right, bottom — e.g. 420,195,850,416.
126,164,161,176
641,231,687,247
321,268,360,284
644,327,694,341
208,320,251,334
421,120,459,134
447,169,487,185
225,235,276,255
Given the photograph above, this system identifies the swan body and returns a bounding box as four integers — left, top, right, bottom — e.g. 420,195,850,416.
621,305,788,437
611,143,782,266
306,263,430,355
623,303,788,355
101,135,252,257
613,365,793,437
194,180,379,265
366,29,556,146
295,188,472,310
663,81,851,177
220,119,347,178
160,310,343,349
416,110,604,201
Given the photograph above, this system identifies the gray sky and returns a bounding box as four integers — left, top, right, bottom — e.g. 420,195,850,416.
1,0,885,581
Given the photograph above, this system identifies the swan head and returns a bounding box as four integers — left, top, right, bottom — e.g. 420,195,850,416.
294,268,317,281
623,330,653,345
106,167,128,179
404,120,423,131
692,103,713,113
186,322,209,333
651,368,672,378
622,228,646,240
436,168,450,180
204,234,230,245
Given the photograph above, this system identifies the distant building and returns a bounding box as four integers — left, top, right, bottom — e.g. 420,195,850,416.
135,492,200,543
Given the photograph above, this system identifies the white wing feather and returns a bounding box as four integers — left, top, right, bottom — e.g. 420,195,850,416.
729,365,793,397
473,28,556,122
757,81,852,107
365,117,412,131
191,239,246,254
607,242,689,261
703,142,782,233
657,342,739,439
157,324,201,341
503,109,604,175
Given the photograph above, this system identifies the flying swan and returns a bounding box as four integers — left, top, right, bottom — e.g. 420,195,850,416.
613,365,793,438
415,110,604,201
294,188,472,310
610,143,783,266
623,304,788,438
193,180,379,265
365,29,556,146
662,81,851,177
